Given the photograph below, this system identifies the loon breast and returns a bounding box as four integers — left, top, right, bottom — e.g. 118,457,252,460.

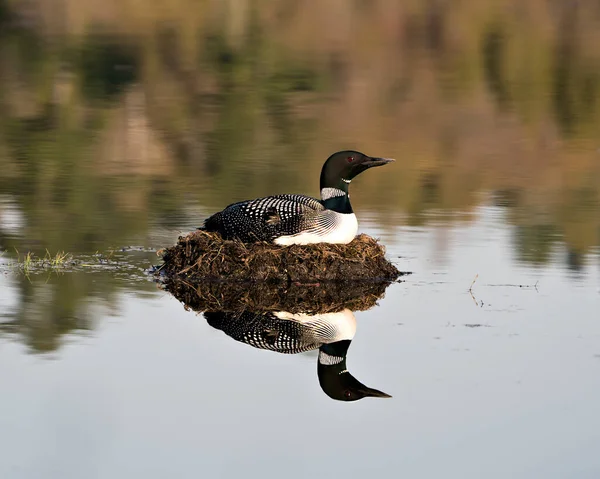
273,211,357,245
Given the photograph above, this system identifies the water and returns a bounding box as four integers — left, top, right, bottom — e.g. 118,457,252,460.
1,1,600,478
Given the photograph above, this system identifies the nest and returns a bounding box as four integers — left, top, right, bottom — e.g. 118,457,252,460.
162,278,395,314
157,230,404,283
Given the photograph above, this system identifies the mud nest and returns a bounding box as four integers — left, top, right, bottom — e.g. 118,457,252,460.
156,230,404,283
162,278,395,314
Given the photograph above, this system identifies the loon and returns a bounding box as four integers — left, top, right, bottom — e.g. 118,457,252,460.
204,309,391,401
202,150,394,245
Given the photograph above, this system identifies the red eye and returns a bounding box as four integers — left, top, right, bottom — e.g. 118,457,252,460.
346,157,353,163
344,390,352,398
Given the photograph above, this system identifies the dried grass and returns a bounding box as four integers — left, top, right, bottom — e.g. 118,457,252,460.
157,230,404,283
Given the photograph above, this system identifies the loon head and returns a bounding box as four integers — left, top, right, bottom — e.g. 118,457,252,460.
317,340,392,402
320,150,395,191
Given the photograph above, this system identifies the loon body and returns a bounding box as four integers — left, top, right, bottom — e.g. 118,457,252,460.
204,309,391,401
204,309,357,354
202,150,394,245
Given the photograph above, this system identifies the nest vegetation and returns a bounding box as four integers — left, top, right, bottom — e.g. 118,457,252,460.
157,230,404,283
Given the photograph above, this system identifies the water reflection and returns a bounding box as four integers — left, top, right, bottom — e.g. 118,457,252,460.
0,250,158,353
165,279,393,401
0,273,94,352
206,310,390,401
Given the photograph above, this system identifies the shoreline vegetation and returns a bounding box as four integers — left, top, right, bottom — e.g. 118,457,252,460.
0,0,599,269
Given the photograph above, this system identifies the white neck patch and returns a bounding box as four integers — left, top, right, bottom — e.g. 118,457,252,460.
320,187,347,201
341,178,351,184
318,351,344,366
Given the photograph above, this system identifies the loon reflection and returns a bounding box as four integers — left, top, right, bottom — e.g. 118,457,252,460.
204,309,391,401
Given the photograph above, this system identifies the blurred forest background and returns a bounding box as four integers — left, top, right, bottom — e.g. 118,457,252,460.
0,0,599,266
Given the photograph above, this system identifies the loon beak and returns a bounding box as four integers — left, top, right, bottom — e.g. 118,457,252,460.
357,386,392,398
365,157,395,168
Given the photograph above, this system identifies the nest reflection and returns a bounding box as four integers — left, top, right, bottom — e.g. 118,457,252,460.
163,277,397,314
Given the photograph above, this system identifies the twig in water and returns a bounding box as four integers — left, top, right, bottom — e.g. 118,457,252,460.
469,274,479,292
485,282,539,289
468,274,486,307
469,289,478,306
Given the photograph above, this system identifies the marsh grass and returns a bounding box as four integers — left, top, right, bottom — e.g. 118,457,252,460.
0,247,153,286
9,249,74,276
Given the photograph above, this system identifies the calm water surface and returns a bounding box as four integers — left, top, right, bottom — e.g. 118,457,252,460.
1,1,600,477
1,206,599,478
